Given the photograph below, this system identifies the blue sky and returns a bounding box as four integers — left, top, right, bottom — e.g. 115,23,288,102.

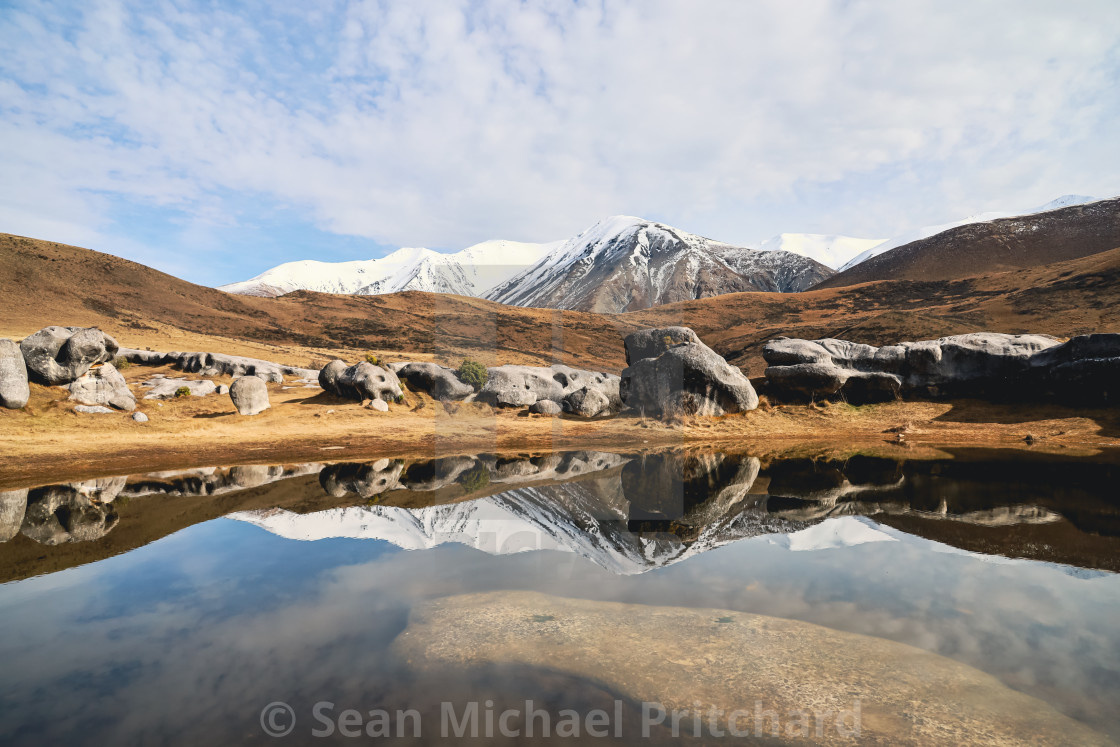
1,0,1118,287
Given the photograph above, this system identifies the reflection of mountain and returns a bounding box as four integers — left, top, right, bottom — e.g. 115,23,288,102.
233,451,802,574
5,449,1119,581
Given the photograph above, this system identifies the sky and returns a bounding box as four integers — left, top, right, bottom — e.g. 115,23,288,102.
1,0,1118,287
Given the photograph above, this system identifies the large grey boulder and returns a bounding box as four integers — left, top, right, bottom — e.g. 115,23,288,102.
67,362,136,411
0,339,29,409
623,326,703,365
621,329,758,417
763,333,1063,403
20,326,119,385
319,360,402,402
229,375,270,416
479,364,621,411
393,362,474,400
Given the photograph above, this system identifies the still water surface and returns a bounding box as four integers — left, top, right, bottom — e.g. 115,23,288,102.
1,449,1118,745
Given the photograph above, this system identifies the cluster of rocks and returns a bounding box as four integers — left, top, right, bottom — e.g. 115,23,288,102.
1,477,124,545
478,364,621,417
117,348,318,383
620,327,758,417
762,332,1120,405
0,326,134,411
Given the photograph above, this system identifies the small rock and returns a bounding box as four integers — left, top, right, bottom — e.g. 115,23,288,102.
73,405,114,414
529,400,562,416
327,409,335,414
216,384,229,395
229,376,270,416
132,412,149,422
366,399,389,412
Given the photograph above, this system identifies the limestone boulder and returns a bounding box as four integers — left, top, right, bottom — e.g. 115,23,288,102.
319,360,402,402
20,326,119,385
621,329,757,417
394,362,474,400
763,333,1061,403
563,386,611,417
67,362,136,411
229,375,270,416
141,376,218,400
528,400,562,416
623,326,703,365
480,364,620,411
0,339,29,409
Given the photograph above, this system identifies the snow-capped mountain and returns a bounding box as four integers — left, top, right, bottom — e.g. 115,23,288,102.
218,240,557,298
485,216,834,313
837,194,1099,271
757,233,886,271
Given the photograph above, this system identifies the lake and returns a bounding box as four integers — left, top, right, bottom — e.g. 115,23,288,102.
1,448,1118,745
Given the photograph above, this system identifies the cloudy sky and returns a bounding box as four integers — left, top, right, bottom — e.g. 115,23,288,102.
2,0,1118,286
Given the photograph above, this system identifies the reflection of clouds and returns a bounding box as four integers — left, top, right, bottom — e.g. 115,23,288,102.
2,514,1120,743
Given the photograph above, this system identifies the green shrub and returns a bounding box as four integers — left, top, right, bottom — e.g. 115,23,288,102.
174,386,191,398
457,359,489,391
365,353,380,365
112,357,132,370
459,464,490,493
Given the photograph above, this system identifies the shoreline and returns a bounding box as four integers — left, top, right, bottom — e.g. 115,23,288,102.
3,374,1119,487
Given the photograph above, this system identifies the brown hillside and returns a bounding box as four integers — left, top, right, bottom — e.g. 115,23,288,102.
813,197,1120,290
3,232,1120,376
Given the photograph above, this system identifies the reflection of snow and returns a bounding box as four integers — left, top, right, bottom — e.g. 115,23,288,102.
775,516,898,551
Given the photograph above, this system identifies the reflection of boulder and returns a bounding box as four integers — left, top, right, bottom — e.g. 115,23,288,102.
319,460,404,498
394,592,1113,747
398,456,479,491
0,489,28,541
119,464,322,499
20,478,126,545
622,451,762,524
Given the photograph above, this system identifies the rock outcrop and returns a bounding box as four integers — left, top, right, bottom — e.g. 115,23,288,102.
479,364,620,416
390,362,474,400
140,376,218,400
116,348,319,383
1028,333,1120,405
761,332,1120,404
0,339,29,409
229,376,270,416
318,360,402,404
67,362,136,411
621,327,758,417
20,326,119,385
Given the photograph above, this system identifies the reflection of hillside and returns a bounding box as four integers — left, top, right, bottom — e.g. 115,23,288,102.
3,449,1119,581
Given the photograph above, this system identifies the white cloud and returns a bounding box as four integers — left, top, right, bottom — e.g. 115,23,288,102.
1,0,1118,278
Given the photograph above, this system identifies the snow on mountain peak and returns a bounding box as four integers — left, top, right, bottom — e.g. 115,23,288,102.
757,233,886,271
